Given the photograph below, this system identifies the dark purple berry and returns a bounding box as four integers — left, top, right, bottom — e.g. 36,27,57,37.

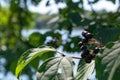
78,41,83,47
92,54,96,58
86,33,93,39
82,31,93,40
94,47,99,54
80,45,87,50
85,54,93,63
85,59,92,63
82,31,88,37
83,49,89,55
82,38,88,43
81,53,86,58
86,54,93,60
81,49,89,58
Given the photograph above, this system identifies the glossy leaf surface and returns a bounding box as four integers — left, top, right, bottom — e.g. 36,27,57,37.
96,41,120,80
15,47,56,78
75,60,95,80
37,57,74,80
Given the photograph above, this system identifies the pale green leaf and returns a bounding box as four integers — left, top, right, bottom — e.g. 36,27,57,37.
15,47,56,78
54,73,65,80
37,56,74,80
101,41,120,80
74,60,95,80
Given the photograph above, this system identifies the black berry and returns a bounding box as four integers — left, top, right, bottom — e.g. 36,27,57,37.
92,54,96,58
80,45,87,50
85,59,92,63
78,41,83,47
86,33,93,39
86,54,93,60
81,49,89,58
94,47,99,54
85,54,93,63
81,53,86,58
82,38,88,43
82,31,88,37
79,31,101,63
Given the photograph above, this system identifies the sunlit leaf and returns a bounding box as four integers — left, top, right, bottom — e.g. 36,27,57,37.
105,41,115,48
37,56,74,80
15,47,56,78
54,73,65,80
96,41,120,80
74,60,95,80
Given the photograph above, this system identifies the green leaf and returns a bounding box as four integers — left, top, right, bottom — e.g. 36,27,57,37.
37,57,74,80
105,41,115,48
30,56,40,69
74,60,95,80
97,41,120,80
68,12,82,26
88,27,120,45
10,60,18,74
41,51,54,60
54,73,65,80
15,47,56,78
29,32,45,47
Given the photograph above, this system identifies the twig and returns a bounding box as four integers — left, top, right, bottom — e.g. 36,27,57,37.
87,0,95,13
71,56,82,59
56,50,82,59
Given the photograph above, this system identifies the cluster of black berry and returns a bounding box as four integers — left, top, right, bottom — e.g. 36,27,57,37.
78,31,100,63
47,38,58,47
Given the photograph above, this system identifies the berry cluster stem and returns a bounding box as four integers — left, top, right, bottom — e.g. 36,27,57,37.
71,56,82,59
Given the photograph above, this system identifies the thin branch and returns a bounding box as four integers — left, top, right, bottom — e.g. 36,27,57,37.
87,0,95,13
71,56,82,59
56,50,82,59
